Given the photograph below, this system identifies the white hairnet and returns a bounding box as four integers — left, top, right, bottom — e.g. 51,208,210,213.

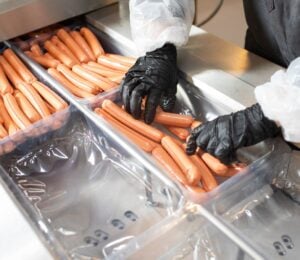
255,57,300,143
129,0,195,54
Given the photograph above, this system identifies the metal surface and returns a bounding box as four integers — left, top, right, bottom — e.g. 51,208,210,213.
86,2,282,110
0,0,117,41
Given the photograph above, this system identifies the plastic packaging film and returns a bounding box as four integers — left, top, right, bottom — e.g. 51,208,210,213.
255,57,300,144
105,203,254,260
0,108,183,259
204,140,300,259
102,139,299,260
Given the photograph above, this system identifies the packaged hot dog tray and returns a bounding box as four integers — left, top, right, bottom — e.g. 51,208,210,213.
10,19,136,104
2,20,293,260
0,43,69,156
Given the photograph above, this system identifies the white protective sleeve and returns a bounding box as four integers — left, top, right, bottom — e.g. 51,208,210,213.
255,57,300,143
129,0,195,54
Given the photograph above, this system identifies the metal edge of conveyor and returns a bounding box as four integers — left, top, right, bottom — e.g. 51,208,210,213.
0,0,118,42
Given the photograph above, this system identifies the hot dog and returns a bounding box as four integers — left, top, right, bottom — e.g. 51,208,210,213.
83,62,124,77
30,44,43,56
3,93,31,130
198,149,228,175
80,27,104,57
191,120,202,130
171,136,184,147
57,29,89,63
0,123,8,139
95,108,157,153
105,53,136,66
48,68,94,99
51,35,80,64
152,145,188,185
215,163,247,177
161,136,201,185
3,49,37,83
154,111,194,128
70,30,96,61
44,40,77,68
108,74,124,84
0,55,23,88
26,51,60,68
189,153,217,191
14,91,41,123
0,65,14,94
72,65,116,91
167,126,189,141
45,103,56,114
0,98,19,135
17,82,51,118
32,81,68,111
97,56,130,72
44,53,55,60
102,100,164,142
57,64,99,94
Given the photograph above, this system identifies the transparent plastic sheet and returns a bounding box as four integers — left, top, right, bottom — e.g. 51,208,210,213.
102,139,294,260
206,139,300,259
255,57,300,144
0,106,183,259
129,0,195,54
105,203,254,260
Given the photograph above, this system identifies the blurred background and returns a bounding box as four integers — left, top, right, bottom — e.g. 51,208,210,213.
195,0,247,47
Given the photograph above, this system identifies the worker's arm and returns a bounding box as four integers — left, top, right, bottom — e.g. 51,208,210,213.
121,0,195,124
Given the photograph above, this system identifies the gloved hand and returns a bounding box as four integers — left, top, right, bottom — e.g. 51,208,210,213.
186,104,281,164
121,43,178,124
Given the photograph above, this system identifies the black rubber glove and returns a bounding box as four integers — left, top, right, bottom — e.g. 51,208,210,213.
121,43,178,124
186,104,281,164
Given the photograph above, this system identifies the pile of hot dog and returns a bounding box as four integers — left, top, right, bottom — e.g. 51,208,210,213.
23,27,135,99
95,100,246,195
0,48,68,153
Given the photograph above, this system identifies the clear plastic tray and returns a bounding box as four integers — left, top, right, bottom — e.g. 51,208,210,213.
89,76,275,201
101,138,295,260
0,105,183,259
0,44,70,156
10,20,128,104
